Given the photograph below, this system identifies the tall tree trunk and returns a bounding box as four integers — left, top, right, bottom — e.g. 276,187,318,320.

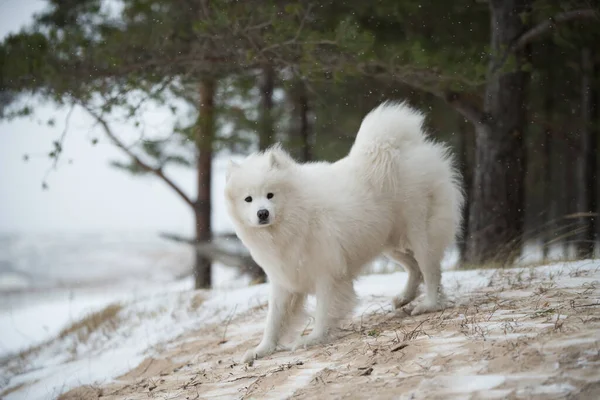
252,65,275,284
565,133,577,257
288,79,312,162
589,74,598,257
458,116,473,263
297,80,311,162
575,47,597,258
194,78,215,289
595,62,600,252
542,43,555,260
465,0,531,265
258,65,275,151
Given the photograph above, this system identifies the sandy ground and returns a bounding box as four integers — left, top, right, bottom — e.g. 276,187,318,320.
51,263,600,400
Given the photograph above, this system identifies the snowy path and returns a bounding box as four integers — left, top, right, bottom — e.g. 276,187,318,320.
2,260,600,399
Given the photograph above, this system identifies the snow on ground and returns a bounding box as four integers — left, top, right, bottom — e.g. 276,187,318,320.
0,225,260,358
0,260,250,359
1,259,599,399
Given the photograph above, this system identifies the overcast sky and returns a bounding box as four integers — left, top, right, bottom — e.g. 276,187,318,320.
0,0,232,235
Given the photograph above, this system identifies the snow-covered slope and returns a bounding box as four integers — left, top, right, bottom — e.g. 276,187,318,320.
1,260,599,399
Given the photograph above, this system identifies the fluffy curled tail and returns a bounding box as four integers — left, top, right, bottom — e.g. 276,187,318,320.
348,101,428,191
350,101,464,244
350,101,426,155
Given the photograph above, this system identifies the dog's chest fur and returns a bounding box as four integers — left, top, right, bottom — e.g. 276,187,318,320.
237,226,328,293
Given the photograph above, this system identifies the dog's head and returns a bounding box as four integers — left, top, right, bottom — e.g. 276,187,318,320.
224,144,296,229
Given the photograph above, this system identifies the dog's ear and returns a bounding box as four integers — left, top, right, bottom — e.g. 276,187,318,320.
269,145,294,169
226,160,240,181
269,152,282,168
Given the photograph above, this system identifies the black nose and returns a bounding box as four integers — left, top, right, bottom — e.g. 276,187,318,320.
257,209,269,222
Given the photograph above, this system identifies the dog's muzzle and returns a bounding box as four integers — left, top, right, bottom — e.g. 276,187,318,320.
257,209,270,224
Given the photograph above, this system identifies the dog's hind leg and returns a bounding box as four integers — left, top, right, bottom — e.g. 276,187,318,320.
292,278,356,350
402,217,446,316
386,249,422,309
410,241,445,316
243,283,304,364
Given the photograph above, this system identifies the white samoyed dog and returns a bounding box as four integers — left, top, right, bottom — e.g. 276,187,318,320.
225,101,464,364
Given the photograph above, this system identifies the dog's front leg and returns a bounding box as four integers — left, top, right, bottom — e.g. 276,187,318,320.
243,283,291,364
292,280,335,350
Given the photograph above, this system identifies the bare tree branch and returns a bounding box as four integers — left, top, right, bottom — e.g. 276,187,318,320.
444,92,487,126
493,8,599,73
515,9,598,51
53,104,76,167
358,62,487,126
40,103,76,188
365,9,597,125
80,103,196,209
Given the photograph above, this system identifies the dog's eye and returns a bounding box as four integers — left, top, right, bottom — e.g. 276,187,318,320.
266,193,274,199
244,196,252,203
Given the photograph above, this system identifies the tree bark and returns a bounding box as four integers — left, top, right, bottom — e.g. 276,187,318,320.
288,78,312,162
258,65,275,151
253,65,276,284
587,52,597,256
297,80,311,162
575,47,597,258
542,43,555,260
566,132,577,256
194,78,215,289
465,0,531,265
595,62,600,250
457,116,473,262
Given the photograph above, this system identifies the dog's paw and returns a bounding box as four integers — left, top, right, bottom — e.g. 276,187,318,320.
410,300,443,316
393,294,415,309
291,334,326,351
242,343,276,365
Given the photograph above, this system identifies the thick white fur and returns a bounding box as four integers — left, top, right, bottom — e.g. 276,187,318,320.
225,101,464,364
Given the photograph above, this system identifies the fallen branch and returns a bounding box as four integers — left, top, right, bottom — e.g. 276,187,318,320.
159,232,238,244
160,232,265,281
196,241,256,272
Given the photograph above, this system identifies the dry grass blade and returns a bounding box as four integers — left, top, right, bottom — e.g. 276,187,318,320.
58,303,123,343
219,305,238,344
403,319,428,341
390,343,409,352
